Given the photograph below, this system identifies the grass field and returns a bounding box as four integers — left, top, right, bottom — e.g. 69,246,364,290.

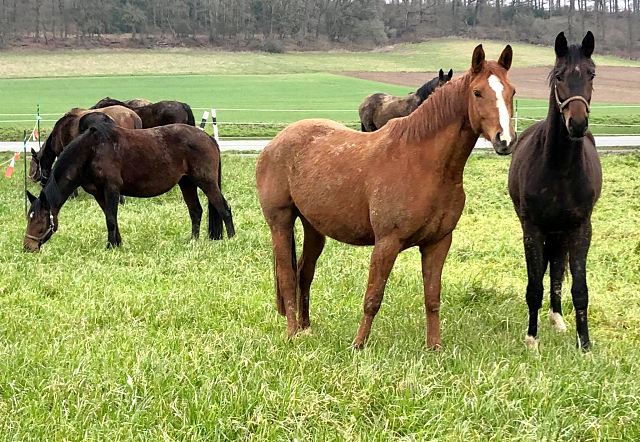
1,73,639,141
1,38,639,79
1,151,640,440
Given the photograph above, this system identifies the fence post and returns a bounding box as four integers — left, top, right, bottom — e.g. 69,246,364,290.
199,111,209,130
23,130,27,216
514,99,519,134
211,109,219,142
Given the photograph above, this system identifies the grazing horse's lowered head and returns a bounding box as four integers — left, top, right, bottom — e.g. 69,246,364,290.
24,186,60,252
550,31,595,139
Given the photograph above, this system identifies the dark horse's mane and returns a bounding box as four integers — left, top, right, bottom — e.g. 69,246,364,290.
415,77,440,102
31,174,61,216
388,67,474,142
548,44,596,85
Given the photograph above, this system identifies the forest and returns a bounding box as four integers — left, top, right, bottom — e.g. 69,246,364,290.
0,0,639,56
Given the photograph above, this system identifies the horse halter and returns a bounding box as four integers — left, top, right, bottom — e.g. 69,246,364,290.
554,84,591,115
25,213,56,244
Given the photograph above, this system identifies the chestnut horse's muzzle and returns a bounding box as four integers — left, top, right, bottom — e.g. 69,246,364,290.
492,131,517,155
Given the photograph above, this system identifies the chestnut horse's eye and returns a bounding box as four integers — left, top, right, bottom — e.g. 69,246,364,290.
473,90,482,98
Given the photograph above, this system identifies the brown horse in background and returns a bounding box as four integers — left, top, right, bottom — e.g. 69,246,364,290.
25,118,235,252
30,106,142,185
359,69,453,132
256,46,516,348
90,97,196,128
124,98,152,107
508,31,601,351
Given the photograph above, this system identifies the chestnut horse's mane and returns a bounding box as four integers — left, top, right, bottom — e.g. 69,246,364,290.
386,71,471,143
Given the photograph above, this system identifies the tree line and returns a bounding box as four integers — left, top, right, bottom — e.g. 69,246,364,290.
0,0,638,55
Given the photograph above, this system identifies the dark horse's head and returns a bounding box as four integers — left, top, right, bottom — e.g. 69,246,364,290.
550,31,595,139
416,69,453,102
28,148,42,182
90,97,124,110
24,184,61,252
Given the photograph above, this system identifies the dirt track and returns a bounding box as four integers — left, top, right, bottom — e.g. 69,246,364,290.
336,66,640,104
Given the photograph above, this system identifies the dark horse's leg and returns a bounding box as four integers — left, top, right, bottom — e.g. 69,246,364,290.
568,221,593,351
178,177,203,240
353,237,402,348
196,180,235,240
546,233,569,333
420,233,453,350
522,221,547,349
104,186,122,248
94,192,121,248
297,216,326,330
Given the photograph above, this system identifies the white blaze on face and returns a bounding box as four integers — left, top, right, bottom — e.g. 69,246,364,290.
488,75,512,145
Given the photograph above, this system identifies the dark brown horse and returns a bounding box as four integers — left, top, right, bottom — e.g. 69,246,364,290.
29,106,142,185
124,98,152,107
508,31,601,351
256,46,516,348
90,97,196,128
24,116,235,252
359,69,453,132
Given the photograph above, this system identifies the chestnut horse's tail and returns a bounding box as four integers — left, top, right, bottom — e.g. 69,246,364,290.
208,155,224,240
275,230,297,316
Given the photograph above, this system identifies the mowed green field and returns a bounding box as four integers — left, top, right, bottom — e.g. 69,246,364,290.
1,152,640,440
1,73,639,140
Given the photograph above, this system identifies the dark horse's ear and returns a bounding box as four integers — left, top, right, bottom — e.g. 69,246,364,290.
439,69,444,80
472,44,485,74
447,69,453,80
498,45,513,71
31,148,38,158
26,190,37,204
555,32,568,58
582,31,595,58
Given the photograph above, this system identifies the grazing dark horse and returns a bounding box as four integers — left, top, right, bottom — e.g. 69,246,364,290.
24,119,235,252
90,97,196,128
257,46,516,347
359,69,453,132
124,98,152,107
508,31,601,351
29,106,142,185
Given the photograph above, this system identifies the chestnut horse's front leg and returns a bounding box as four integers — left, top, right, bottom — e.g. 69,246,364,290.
420,233,453,350
353,237,402,348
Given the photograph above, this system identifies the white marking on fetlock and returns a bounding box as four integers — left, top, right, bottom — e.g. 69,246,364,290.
524,334,539,350
488,75,513,145
549,309,567,333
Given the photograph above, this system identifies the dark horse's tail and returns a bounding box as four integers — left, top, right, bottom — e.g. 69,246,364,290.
208,140,224,240
275,230,297,316
181,102,196,126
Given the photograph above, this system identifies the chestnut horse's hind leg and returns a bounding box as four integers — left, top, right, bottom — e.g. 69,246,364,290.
178,177,203,240
353,237,402,348
420,233,453,350
546,233,569,333
568,221,593,351
269,209,299,337
297,217,326,330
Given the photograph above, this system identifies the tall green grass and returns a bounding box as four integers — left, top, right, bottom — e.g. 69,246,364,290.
1,152,639,440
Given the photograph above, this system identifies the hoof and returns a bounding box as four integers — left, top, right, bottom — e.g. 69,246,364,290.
549,309,567,333
352,339,366,350
426,339,443,351
524,334,539,350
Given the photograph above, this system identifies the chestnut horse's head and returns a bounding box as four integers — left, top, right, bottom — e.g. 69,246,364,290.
551,31,595,139
468,44,517,155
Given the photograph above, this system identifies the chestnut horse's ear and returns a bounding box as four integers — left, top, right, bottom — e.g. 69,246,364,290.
555,32,568,58
26,190,37,204
498,45,513,71
447,69,453,80
472,44,485,73
582,31,595,58
439,69,444,80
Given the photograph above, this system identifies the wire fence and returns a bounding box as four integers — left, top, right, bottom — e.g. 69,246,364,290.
2,103,640,138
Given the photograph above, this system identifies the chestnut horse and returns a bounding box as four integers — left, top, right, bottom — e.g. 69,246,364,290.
508,31,601,351
256,45,516,348
29,106,142,185
90,97,196,128
359,69,453,132
24,117,235,252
